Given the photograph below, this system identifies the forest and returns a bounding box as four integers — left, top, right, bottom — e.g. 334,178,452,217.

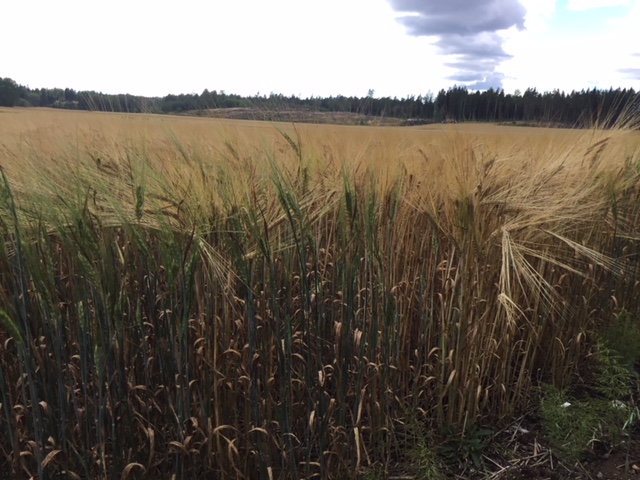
0,76,637,126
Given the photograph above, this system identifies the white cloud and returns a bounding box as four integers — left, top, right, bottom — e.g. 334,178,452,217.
501,0,640,94
0,0,448,98
1,0,639,98
518,0,558,31
565,0,630,11
498,0,640,94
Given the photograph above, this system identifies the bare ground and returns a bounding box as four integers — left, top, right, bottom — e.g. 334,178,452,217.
183,107,410,126
470,418,640,480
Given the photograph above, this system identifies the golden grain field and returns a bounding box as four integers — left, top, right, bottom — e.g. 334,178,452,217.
0,107,639,479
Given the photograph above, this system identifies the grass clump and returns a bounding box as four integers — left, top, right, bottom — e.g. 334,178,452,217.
540,341,636,463
540,388,631,462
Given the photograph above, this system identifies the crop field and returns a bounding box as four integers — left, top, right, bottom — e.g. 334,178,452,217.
1,107,640,479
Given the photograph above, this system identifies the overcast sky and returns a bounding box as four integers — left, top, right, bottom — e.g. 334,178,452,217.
2,0,639,98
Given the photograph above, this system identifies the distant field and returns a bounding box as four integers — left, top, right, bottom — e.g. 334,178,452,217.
1,107,640,479
0,106,612,169
1,107,635,207
0,105,604,138
1,107,607,213
179,106,410,125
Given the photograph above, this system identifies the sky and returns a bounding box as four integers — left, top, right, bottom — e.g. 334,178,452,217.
2,0,639,99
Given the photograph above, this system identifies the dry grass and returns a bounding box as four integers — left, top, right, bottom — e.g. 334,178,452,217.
0,107,639,479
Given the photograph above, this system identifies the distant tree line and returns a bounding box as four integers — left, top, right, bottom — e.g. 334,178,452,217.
0,76,637,127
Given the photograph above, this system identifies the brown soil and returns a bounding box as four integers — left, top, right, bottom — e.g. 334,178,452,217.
498,445,640,480
484,421,640,480
183,107,409,126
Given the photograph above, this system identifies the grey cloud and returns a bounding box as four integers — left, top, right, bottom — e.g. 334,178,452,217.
435,33,510,60
387,0,526,89
445,58,498,80
438,33,510,87
444,59,503,72
619,67,640,79
446,61,504,87
466,73,506,90
390,0,526,36
446,72,485,82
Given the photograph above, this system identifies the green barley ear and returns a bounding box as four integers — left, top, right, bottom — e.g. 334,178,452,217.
135,184,145,222
0,308,24,346
278,128,302,163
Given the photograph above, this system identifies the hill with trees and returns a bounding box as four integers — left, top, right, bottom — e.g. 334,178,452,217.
0,76,637,127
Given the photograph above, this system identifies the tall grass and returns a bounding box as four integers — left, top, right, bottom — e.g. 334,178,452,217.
0,108,639,478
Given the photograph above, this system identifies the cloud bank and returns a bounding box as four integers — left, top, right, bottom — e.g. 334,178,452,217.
619,53,640,80
387,0,526,89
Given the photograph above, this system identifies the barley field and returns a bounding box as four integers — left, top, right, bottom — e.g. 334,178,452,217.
0,107,639,479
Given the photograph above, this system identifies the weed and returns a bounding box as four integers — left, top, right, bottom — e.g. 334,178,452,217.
601,312,640,371
593,341,633,400
439,423,493,470
404,421,446,480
